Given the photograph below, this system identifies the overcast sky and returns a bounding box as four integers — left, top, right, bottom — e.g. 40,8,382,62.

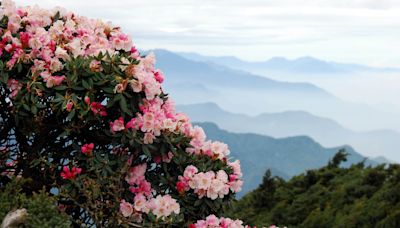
14,0,400,67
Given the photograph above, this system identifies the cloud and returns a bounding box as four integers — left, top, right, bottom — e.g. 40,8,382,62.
13,0,400,67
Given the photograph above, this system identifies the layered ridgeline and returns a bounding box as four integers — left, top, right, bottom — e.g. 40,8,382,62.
180,103,398,163
196,122,377,196
151,49,400,132
178,52,400,75
226,152,400,227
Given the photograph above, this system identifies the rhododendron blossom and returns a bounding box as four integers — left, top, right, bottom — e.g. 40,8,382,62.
81,143,94,155
7,79,22,98
65,101,74,112
190,215,251,228
0,0,246,226
120,200,134,217
90,102,107,116
178,165,242,199
110,117,125,133
60,166,82,180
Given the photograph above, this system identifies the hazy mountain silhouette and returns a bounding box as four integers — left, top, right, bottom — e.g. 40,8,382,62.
180,103,400,162
179,52,400,74
153,49,329,92
197,122,377,196
151,49,400,132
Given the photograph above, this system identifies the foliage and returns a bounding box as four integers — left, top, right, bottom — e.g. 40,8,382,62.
226,151,400,227
0,1,244,227
196,122,376,196
0,178,71,227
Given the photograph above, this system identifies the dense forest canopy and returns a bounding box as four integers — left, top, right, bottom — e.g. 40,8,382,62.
227,150,400,227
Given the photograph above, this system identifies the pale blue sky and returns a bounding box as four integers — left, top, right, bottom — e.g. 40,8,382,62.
14,0,400,67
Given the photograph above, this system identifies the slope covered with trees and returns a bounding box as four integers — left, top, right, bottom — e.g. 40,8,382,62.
227,151,400,227
198,122,376,195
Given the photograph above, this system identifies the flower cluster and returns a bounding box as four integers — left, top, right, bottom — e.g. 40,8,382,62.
60,166,82,180
120,194,180,221
81,143,94,156
122,163,180,220
111,97,192,144
177,164,243,199
186,126,231,161
190,214,249,228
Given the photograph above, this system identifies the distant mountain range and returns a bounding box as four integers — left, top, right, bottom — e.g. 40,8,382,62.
178,102,400,162
197,122,378,196
152,49,327,92
178,52,400,74
150,49,400,132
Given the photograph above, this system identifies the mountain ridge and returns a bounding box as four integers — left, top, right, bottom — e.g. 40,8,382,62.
178,51,400,74
196,122,378,196
180,102,400,162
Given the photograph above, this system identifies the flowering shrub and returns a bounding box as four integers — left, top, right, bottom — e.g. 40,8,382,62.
0,0,247,226
189,214,249,228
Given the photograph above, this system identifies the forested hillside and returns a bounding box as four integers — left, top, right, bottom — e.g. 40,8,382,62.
226,151,400,227
198,122,376,195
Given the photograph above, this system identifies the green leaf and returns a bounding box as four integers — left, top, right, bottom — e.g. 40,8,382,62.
102,87,114,94
142,145,151,157
88,78,94,87
82,80,90,89
66,109,76,121
0,72,9,84
72,86,85,91
194,200,202,207
54,85,68,90
31,105,38,115
53,11,60,22
22,104,30,111
119,96,129,114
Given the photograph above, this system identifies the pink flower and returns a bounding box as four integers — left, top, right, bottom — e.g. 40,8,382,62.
7,79,22,98
205,214,219,226
120,200,133,217
46,75,65,88
130,46,140,59
125,118,136,129
229,180,243,193
228,160,243,178
129,79,142,93
65,101,73,112
81,143,94,155
148,195,180,219
176,181,188,194
19,31,30,48
143,132,155,144
110,117,125,133
184,165,198,179
110,31,132,51
192,215,247,228
89,60,103,72
129,179,152,197
84,96,91,105
179,165,238,199
195,172,214,190
60,166,82,180
49,59,63,72
153,70,164,83
162,152,173,163
133,194,149,213
113,83,126,93
90,102,107,116
125,163,147,185
55,46,70,61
